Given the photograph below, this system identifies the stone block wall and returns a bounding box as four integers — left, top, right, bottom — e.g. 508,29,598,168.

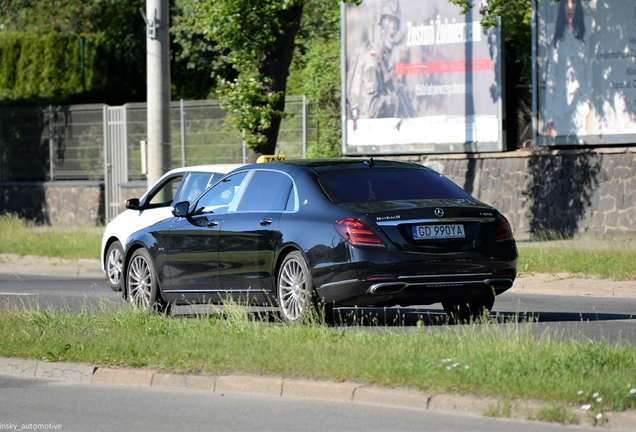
407,147,636,239
0,181,104,226
0,147,634,239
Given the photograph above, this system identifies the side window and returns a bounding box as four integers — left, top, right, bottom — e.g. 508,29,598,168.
177,172,215,203
237,171,293,212
193,171,249,215
146,175,185,208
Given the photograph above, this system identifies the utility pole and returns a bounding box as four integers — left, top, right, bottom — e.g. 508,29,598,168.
141,0,171,195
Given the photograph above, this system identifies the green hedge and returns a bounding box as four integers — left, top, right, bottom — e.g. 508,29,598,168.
0,31,115,105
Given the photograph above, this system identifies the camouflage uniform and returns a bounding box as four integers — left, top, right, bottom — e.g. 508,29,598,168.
347,0,416,120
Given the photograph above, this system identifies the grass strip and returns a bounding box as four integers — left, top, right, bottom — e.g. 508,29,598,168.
0,302,634,416
2,214,636,280
517,244,636,281
0,214,101,260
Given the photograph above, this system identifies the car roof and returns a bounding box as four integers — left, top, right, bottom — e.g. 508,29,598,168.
237,158,427,175
162,163,245,176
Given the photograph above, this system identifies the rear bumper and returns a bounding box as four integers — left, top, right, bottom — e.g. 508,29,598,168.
315,271,515,307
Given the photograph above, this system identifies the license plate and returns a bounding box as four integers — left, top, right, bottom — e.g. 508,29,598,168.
412,224,465,239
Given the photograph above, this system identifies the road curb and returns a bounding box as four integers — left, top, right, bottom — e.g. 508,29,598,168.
1,358,635,430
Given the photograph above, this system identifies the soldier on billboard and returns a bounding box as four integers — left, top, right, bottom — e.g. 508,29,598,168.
347,0,417,120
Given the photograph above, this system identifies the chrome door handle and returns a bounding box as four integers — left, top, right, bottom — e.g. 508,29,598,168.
260,218,273,226
207,219,219,227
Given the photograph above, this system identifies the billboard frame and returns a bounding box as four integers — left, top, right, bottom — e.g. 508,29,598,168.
340,0,505,156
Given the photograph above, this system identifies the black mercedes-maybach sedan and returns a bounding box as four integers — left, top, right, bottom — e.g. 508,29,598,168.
122,158,518,323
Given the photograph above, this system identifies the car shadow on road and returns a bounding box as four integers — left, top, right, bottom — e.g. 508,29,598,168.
329,307,636,327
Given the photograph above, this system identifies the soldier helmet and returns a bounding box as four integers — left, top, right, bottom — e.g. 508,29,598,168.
378,0,401,30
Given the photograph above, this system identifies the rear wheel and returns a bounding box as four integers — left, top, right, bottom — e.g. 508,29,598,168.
105,241,123,291
442,296,494,323
277,251,315,324
126,248,172,313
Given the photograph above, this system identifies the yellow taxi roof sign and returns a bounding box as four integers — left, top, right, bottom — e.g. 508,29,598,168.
256,155,287,163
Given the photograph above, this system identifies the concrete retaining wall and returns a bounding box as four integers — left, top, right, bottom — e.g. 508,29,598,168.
0,147,634,238
0,181,104,226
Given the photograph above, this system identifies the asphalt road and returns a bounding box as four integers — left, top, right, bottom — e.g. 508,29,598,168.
1,273,635,343
0,374,601,432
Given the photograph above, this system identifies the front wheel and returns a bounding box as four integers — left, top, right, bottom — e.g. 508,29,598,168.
277,251,315,324
126,248,172,313
442,296,494,324
105,241,123,291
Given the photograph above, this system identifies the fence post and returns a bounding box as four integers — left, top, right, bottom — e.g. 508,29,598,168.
302,95,307,159
49,105,54,181
180,98,187,167
0,108,3,182
242,129,247,163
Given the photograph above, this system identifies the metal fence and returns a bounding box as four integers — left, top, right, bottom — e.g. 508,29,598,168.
0,96,315,182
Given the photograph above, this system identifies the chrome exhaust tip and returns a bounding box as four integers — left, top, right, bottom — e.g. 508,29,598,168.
367,282,407,295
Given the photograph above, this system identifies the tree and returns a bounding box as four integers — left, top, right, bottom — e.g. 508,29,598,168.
290,0,343,157
0,0,234,104
176,0,357,162
175,0,302,161
448,0,533,84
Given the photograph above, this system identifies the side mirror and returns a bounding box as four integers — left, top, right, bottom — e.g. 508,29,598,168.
125,198,140,210
172,201,191,218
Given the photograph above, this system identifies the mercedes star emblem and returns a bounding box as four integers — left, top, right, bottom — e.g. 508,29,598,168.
434,208,444,217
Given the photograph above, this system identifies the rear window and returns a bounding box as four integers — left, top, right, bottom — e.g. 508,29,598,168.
319,169,470,203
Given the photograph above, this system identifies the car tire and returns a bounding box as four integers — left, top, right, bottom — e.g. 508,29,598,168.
442,296,495,324
126,248,172,314
277,251,316,324
105,241,124,291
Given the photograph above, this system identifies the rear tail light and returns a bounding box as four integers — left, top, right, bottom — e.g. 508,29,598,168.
334,218,387,248
495,215,513,242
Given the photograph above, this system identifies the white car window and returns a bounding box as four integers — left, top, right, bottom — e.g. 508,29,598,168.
146,175,185,208
178,172,215,203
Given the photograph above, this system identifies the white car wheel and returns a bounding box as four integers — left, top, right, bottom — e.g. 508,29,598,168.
105,241,123,291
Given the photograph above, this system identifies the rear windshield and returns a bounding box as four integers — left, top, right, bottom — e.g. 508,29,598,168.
319,169,470,203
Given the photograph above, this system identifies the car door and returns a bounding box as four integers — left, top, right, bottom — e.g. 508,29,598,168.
165,171,250,301
218,170,294,296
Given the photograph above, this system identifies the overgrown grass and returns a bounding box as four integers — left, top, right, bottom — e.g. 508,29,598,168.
0,214,101,260
1,301,635,418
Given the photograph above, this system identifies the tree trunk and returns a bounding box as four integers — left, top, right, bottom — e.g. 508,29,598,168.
249,3,304,162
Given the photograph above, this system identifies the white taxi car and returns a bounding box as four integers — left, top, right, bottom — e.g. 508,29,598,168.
101,164,243,291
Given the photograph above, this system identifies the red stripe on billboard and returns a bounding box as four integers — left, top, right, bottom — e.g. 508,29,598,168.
395,58,494,75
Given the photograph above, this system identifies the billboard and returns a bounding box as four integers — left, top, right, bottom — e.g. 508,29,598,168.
342,0,503,155
535,0,636,145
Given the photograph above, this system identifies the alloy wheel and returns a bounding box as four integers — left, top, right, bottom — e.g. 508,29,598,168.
127,254,153,309
278,253,311,322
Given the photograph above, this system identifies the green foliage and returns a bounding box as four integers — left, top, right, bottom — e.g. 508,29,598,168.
0,214,101,258
176,0,307,151
0,31,111,104
448,0,534,84
0,0,147,105
300,40,343,158
288,0,343,157
218,77,287,147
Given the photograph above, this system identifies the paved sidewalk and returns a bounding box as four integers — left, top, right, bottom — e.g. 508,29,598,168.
1,253,635,298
